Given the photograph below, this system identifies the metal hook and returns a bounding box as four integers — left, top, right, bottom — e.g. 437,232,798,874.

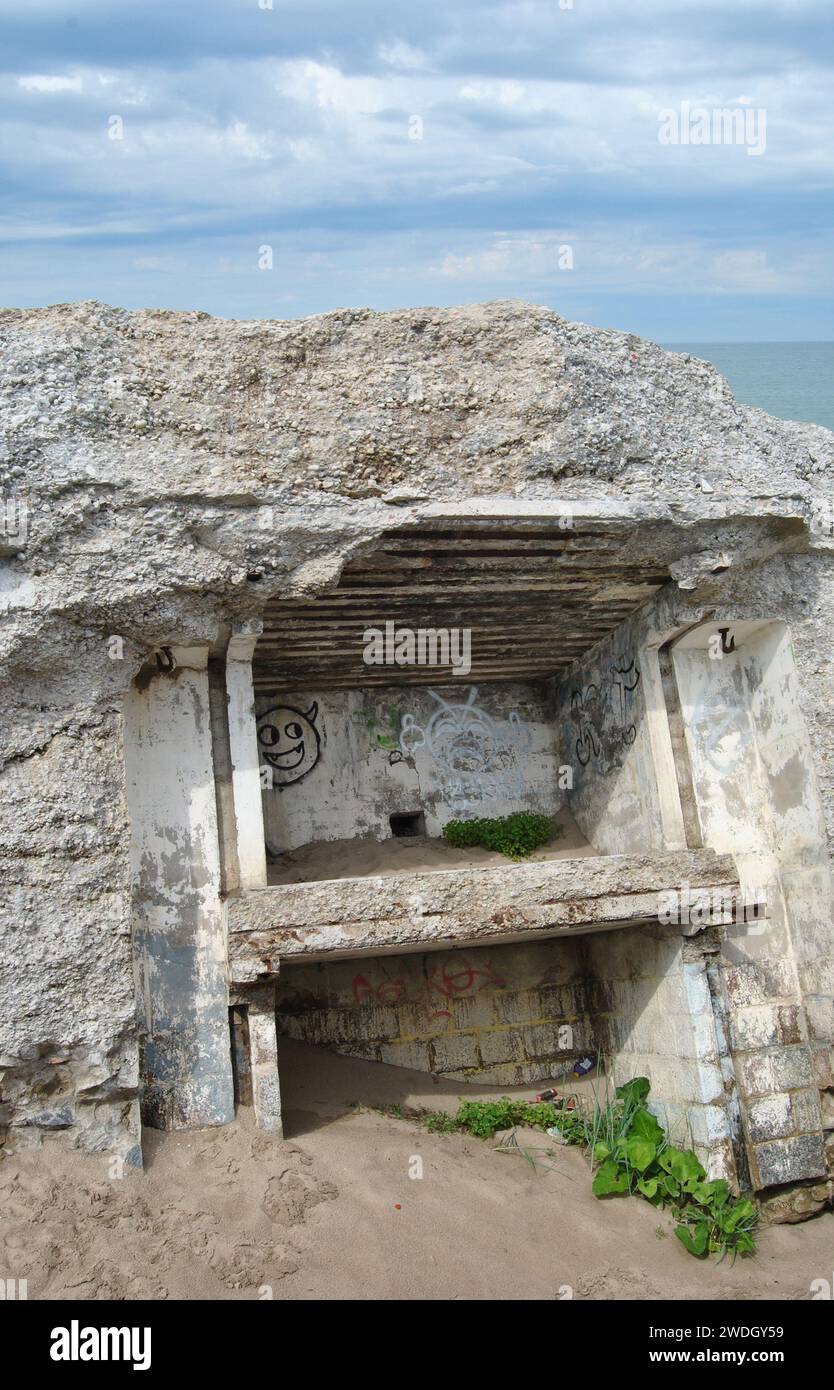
718,627,736,655
155,646,176,673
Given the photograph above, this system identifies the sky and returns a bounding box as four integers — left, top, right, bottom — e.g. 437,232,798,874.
0,0,832,339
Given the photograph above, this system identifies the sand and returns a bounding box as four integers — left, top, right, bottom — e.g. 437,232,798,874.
267,808,596,884
1,1039,831,1302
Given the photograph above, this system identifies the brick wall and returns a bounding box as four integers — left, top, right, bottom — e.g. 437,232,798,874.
275,937,594,1086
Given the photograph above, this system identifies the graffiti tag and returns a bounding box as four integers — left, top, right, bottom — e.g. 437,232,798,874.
398,687,530,814
352,956,506,1020
570,656,641,768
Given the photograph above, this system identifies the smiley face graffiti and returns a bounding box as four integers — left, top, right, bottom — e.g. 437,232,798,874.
257,702,321,787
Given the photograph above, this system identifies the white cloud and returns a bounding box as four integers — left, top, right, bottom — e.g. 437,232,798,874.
283,61,385,115
430,234,576,280
423,231,832,300
221,120,274,160
378,41,428,71
18,73,82,93
709,249,790,293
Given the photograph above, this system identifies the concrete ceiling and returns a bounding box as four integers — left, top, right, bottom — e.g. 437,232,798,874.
253,518,669,691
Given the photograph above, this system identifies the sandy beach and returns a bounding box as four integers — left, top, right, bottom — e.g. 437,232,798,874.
2,1040,831,1302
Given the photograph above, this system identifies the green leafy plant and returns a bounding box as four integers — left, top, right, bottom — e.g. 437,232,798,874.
549,1076,758,1259
546,1101,589,1145
423,1097,566,1139
442,812,554,860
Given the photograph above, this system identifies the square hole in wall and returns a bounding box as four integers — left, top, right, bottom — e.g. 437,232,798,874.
390,812,425,838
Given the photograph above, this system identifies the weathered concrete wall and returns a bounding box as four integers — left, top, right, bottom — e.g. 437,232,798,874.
0,621,141,1163
553,635,659,855
276,938,592,1086
708,559,834,1081
672,619,829,1189
584,926,736,1180
704,557,834,1198
257,681,563,853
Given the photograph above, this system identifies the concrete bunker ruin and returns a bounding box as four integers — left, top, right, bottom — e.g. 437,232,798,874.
2,300,832,1223
121,505,832,1204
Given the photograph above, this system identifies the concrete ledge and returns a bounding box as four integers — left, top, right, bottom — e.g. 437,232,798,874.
226,848,740,982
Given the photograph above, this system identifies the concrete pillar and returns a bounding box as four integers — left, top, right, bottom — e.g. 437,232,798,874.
227,624,268,890
123,644,235,1130
641,642,689,850
247,986,283,1134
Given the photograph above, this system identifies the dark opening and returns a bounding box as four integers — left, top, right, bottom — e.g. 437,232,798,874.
229,1006,253,1108
389,812,424,838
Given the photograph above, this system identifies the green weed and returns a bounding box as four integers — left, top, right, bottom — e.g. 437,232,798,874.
442,812,555,860
548,1076,758,1259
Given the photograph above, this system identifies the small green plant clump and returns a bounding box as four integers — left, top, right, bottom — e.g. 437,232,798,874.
549,1077,758,1259
457,1097,564,1137
424,1097,566,1139
442,811,554,860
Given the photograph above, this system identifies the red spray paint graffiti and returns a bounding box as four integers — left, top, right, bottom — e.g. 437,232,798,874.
351,957,505,1019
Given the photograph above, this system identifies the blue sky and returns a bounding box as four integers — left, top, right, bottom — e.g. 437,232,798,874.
1,0,832,339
